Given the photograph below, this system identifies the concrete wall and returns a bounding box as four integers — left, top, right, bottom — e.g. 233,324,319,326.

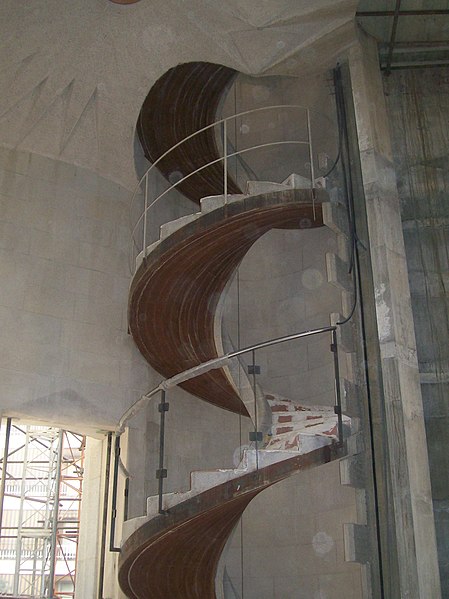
384,67,449,597
347,31,441,598
0,146,153,435
75,436,106,599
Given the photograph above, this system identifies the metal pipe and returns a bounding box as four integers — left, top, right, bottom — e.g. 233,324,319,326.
306,108,316,220
385,0,402,76
381,61,449,70
116,326,337,434
157,390,169,514
109,436,121,553
357,9,449,17
98,433,112,599
131,139,310,243
380,40,449,49
49,430,64,599
331,329,344,445
124,477,130,522
306,108,315,188
0,418,12,534
128,104,313,231
131,105,311,192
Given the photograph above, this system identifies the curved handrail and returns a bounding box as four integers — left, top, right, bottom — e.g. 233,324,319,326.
116,325,337,435
129,104,329,273
131,140,310,241
131,104,312,203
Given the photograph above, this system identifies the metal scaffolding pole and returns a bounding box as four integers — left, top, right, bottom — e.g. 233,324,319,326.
0,417,12,534
0,423,86,598
48,429,63,599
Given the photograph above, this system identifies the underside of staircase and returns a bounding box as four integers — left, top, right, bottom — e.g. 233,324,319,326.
119,444,344,599
128,187,326,415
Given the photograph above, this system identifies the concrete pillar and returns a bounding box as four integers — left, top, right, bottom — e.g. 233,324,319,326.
348,30,441,599
75,436,105,599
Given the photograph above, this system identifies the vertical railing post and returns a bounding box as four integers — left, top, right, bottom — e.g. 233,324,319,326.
306,108,316,220
250,350,260,470
157,390,169,514
109,435,121,552
143,173,149,260
331,328,344,445
223,119,228,204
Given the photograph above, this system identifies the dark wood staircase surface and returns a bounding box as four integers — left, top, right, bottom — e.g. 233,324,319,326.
128,188,325,416
119,443,344,599
137,62,240,204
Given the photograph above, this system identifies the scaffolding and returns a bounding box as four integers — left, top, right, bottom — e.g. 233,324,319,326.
0,418,85,598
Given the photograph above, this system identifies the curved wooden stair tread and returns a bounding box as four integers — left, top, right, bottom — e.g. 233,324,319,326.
128,188,326,416
118,443,344,599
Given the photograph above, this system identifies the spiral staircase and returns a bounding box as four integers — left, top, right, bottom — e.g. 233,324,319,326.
118,68,351,599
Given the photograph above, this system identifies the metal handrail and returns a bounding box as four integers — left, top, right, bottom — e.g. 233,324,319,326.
115,325,337,435
131,104,312,207
129,104,321,273
130,140,310,241
116,323,344,515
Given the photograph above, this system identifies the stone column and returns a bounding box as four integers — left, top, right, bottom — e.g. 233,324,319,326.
348,30,441,599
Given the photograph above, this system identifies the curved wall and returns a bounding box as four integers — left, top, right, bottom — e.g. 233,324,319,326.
0,147,152,435
224,226,341,406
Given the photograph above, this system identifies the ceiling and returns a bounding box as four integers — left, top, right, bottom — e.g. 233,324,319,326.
357,0,449,71
1,1,448,188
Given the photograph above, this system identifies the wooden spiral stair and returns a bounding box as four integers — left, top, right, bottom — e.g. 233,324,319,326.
121,181,348,598
121,66,348,598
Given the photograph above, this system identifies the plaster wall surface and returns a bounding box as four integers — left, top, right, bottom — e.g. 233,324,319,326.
0,144,244,523
384,66,449,597
0,146,153,435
